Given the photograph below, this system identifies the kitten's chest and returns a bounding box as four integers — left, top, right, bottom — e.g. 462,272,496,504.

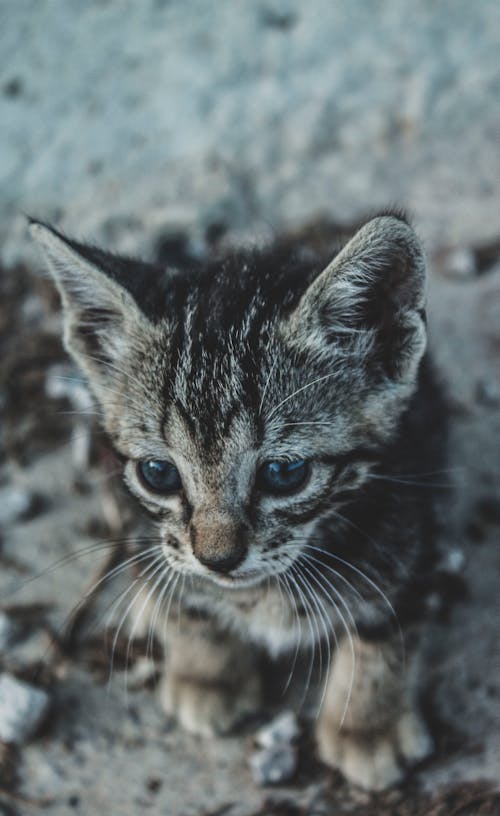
182,581,299,655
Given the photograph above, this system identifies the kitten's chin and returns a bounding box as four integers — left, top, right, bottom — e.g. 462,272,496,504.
200,570,267,590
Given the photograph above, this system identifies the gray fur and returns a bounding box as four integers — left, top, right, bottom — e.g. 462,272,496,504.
31,214,444,790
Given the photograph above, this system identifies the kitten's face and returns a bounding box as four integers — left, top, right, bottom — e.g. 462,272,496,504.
31,215,427,589
113,329,380,587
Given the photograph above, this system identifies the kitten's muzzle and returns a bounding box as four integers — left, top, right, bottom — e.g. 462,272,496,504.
190,515,248,574
197,547,246,574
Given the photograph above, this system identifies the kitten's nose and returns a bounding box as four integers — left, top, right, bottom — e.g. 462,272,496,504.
190,513,247,574
197,547,245,574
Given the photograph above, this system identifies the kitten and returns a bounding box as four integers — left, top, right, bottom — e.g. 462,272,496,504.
30,212,446,791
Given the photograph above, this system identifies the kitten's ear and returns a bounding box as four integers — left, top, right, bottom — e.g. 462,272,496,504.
286,215,427,385
29,221,153,384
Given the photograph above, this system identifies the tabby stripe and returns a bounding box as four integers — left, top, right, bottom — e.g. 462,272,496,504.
272,473,350,524
318,447,381,468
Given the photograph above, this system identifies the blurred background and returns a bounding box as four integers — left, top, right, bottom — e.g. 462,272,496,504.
2,0,500,267
1,2,500,815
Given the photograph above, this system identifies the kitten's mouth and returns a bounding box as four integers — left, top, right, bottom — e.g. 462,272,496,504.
182,560,275,589
202,569,266,589
161,544,273,589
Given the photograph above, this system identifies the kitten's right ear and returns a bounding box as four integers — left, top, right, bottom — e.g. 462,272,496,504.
29,220,153,387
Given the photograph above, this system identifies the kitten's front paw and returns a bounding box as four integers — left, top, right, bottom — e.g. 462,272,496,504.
160,670,261,737
317,710,433,791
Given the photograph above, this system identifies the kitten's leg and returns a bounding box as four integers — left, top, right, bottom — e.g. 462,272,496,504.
316,633,433,791
159,612,262,737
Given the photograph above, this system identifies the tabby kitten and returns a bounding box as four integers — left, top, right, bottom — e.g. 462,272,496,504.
31,213,445,791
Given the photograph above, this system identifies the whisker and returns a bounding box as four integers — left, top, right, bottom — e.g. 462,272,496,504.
273,571,286,633
59,545,164,647
300,554,359,632
162,571,181,647
303,544,405,666
294,564,333,716
288,565,317,708
107,554,165,690
1,536,163,603
267,370,344,421
259,356,278,416
176,572,187,630
124,563,171,704
298,548,365,606
279,570,302,696
84,354,145,383
280,421,335,428
300,557,356,725
366,473,455,489
147,569,177,663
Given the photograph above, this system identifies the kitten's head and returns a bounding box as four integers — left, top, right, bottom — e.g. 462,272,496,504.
31,215,426,588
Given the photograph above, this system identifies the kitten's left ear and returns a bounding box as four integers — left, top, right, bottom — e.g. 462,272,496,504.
286,215,427,385
29,220,155,389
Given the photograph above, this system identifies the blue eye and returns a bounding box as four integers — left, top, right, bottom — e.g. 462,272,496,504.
138,460,182,494
257,459,309,494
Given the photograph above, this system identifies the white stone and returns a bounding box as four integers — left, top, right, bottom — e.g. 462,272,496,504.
443,549,466,574
0,613,17,652
0,486,33,526
249,743,298,786
254,710,300,748
45,365,93,412
0,673,50,745
443,248,477,279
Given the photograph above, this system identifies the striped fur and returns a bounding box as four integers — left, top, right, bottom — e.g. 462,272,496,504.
31,213,447,790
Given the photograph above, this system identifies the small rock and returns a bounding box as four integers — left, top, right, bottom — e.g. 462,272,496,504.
70,424,93,470
6,628,52,672
425,592,443,614
249,743,298,786
126,657,158,688
0,673,50,744
0,613,19,652
45,364,92,412
250,711,300,785
0,486,36,526
442,549,466,574
46,365,94,469
442,247,477,279
255,710,300,749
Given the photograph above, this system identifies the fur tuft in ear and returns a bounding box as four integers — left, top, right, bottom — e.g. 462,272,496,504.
29,221,156,393
285,215,427,385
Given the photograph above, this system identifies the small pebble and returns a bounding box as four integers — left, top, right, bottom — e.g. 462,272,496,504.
45,365,92,412
250,711,300,785
0,673,50,744
254,710,300,749
0,613,18,652
46,365,94,469
250,743,298,786
442,247,477,279
0,486,35,526
425,592,443,614
127,657,158,687
442,549,466,574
